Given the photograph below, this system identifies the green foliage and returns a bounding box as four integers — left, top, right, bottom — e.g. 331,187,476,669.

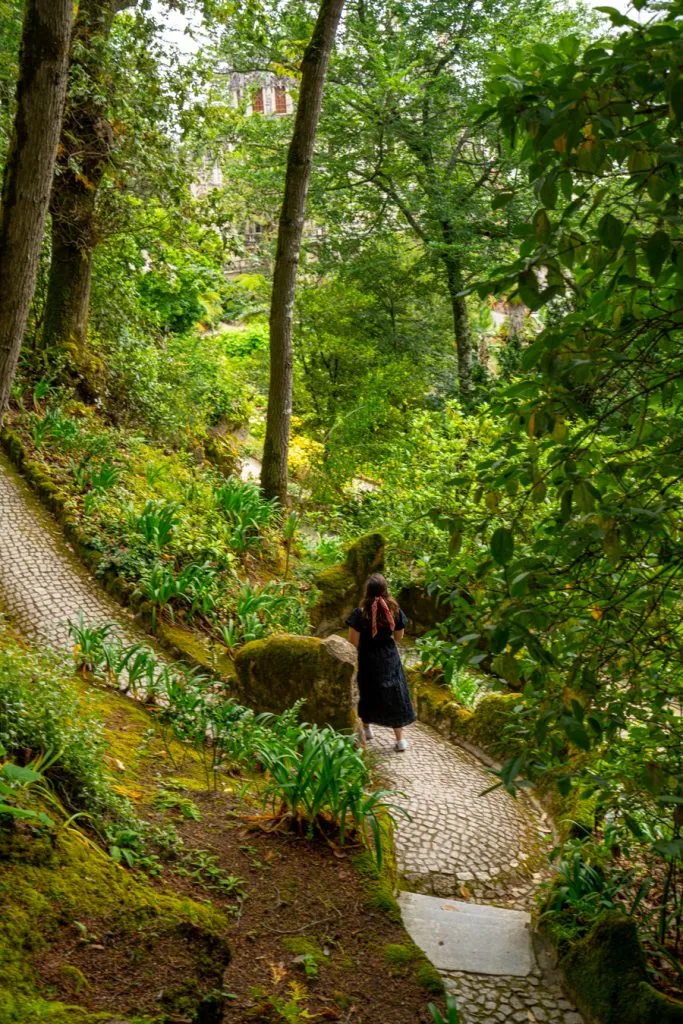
429,996,460,1024
0,624,131,824
0,745,54,830
540,842,632,941
256,722,404,865
213,476,278,552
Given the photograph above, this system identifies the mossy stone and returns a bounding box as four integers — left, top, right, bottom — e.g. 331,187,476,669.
311,533,385,636
560,911,683,1024
396,583,449,636
412,678,524,760
233,633,356,730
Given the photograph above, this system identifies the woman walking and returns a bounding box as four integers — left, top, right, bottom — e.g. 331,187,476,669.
346,573,416,751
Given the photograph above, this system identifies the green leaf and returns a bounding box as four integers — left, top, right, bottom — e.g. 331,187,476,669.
0,763,42,785
573,480,595,513
597,213,624,250
533,209,552,244
595,6,638,26
492,191,514,210
623,812,644,838
647,174,668,202
532,42,557,63
557,775,572,797
668,78,683,122
562,718,591,751
0,803,40,820
558,35,580,60
540,174,558,209
518,269,541,310
653,838,683,859
490,527,514,565
645,230,671,280
490,624,510,654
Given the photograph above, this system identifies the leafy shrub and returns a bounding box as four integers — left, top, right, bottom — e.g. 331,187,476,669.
0,745,55,830
416,634,483,708
256,723,404,865
0,631,131,824
539,842,636,942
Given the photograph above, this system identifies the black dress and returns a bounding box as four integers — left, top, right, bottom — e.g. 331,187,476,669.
345,607,417,728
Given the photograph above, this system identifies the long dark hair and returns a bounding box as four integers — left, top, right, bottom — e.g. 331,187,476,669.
361,573,399,624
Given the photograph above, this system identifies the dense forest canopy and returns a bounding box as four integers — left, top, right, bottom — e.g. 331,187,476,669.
0,0,681,1015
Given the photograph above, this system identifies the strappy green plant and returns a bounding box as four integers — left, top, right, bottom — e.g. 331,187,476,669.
0,743,55,828
429,996,459,1023
131,499,181,549
67,615,116,675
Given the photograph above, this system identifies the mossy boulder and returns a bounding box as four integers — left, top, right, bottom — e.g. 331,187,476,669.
396,583,449,636
233,633,357,730
558,911,683,1024
311,533,385,636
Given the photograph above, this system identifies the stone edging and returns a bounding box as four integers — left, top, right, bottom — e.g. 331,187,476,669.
0,427,208,671
410,675,558,843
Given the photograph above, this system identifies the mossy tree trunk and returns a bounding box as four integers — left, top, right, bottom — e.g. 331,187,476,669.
0,0,72,419
41,0,135,364
261,0,346,505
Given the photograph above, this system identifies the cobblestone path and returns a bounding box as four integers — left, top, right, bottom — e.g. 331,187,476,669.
0,452,141,647
0,452,582,1024
370,725,584,1022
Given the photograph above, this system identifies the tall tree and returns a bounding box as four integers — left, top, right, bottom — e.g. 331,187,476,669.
261,0,346,504
0,0,72,417
318,0,586,400
41,0,137,363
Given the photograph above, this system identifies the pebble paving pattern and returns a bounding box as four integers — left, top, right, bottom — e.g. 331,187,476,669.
0,452,583,1023
0,452,145,648
368,726,584,1022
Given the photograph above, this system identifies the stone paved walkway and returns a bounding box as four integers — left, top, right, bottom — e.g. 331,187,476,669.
0,452,143,647
369,727,583,1023
0,452,582,1024
368,725,551,906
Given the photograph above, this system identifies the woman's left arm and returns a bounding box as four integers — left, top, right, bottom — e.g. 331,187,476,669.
348,628,360,649
393,629,405,642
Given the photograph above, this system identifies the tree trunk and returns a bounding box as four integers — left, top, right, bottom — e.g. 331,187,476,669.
41,0,128,360
440,219,473,401
0,0,72,419
261,0,346,505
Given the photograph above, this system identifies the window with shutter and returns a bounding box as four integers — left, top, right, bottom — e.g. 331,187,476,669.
252,88,264,113
275,87,287,114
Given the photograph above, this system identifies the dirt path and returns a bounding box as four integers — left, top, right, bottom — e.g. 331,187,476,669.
0,452,582,1024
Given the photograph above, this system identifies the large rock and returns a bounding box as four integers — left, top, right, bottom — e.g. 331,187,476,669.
310,533,385,636
559,910,683,1023
397,582,449,636
233,633,357,731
